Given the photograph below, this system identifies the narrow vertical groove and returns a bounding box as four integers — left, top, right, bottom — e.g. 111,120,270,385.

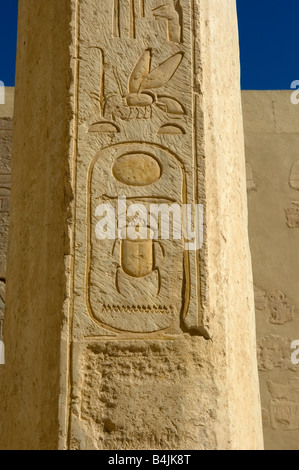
99,49,105,116
130,0,136,38
113,0,120,38
140,0,145,17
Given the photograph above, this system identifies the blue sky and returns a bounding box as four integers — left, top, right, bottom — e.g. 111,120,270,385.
0,0,18,87
0,0,298,89
237,0,299,89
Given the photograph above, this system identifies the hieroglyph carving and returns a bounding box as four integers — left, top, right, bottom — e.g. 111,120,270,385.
0,174,11,212
113,0,182,43
254,286,294,325
77,0,204,337
257,335,296,371
87,143,188,333
285,202,299,228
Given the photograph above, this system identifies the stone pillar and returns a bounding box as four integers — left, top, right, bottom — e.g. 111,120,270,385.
0,0,264,450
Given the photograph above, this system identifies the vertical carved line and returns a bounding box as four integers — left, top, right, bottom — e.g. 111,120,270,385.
66,0,80,451
99,50,105,116
130,0,136,38
113,0,120,38
88,47,105,116
140,0,145,17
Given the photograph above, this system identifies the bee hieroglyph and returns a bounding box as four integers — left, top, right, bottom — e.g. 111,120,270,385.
104,49,186,120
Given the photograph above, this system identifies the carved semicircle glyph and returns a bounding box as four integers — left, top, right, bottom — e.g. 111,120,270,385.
246,162,256,192
158,124,185,135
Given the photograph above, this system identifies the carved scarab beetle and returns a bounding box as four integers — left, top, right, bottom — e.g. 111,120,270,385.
113,226,164,296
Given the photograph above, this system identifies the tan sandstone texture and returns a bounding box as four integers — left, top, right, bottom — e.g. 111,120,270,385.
0,89,13,371
0,1,263,450
243,91,299,450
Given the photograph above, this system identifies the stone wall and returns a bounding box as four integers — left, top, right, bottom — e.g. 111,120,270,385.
0,1,263,450
243,90,299,450
0,88,14,342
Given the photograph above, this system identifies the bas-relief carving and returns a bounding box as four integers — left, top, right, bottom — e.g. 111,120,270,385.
289,160,299,191
78,0,205,338
261,408,271,430
245,162,256,192
268,379,299,431
254,285,267,311
267,290,294,325
87,142,188,333
101,49,186,123
285,161,299,228
254,286,294,325
113,0,182,43
153,1,183,44
257,335,297,372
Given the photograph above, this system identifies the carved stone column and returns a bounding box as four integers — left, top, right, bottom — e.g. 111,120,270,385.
0,0,264,450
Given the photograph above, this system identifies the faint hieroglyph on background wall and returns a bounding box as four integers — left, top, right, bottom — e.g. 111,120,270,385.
285,202,299,228
286,160,299,227
92,47,187,124
88,142,189,333
254,285,267,311
289,160,299,191
254,286,294,325
267,290,294,325
257,335,297,372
